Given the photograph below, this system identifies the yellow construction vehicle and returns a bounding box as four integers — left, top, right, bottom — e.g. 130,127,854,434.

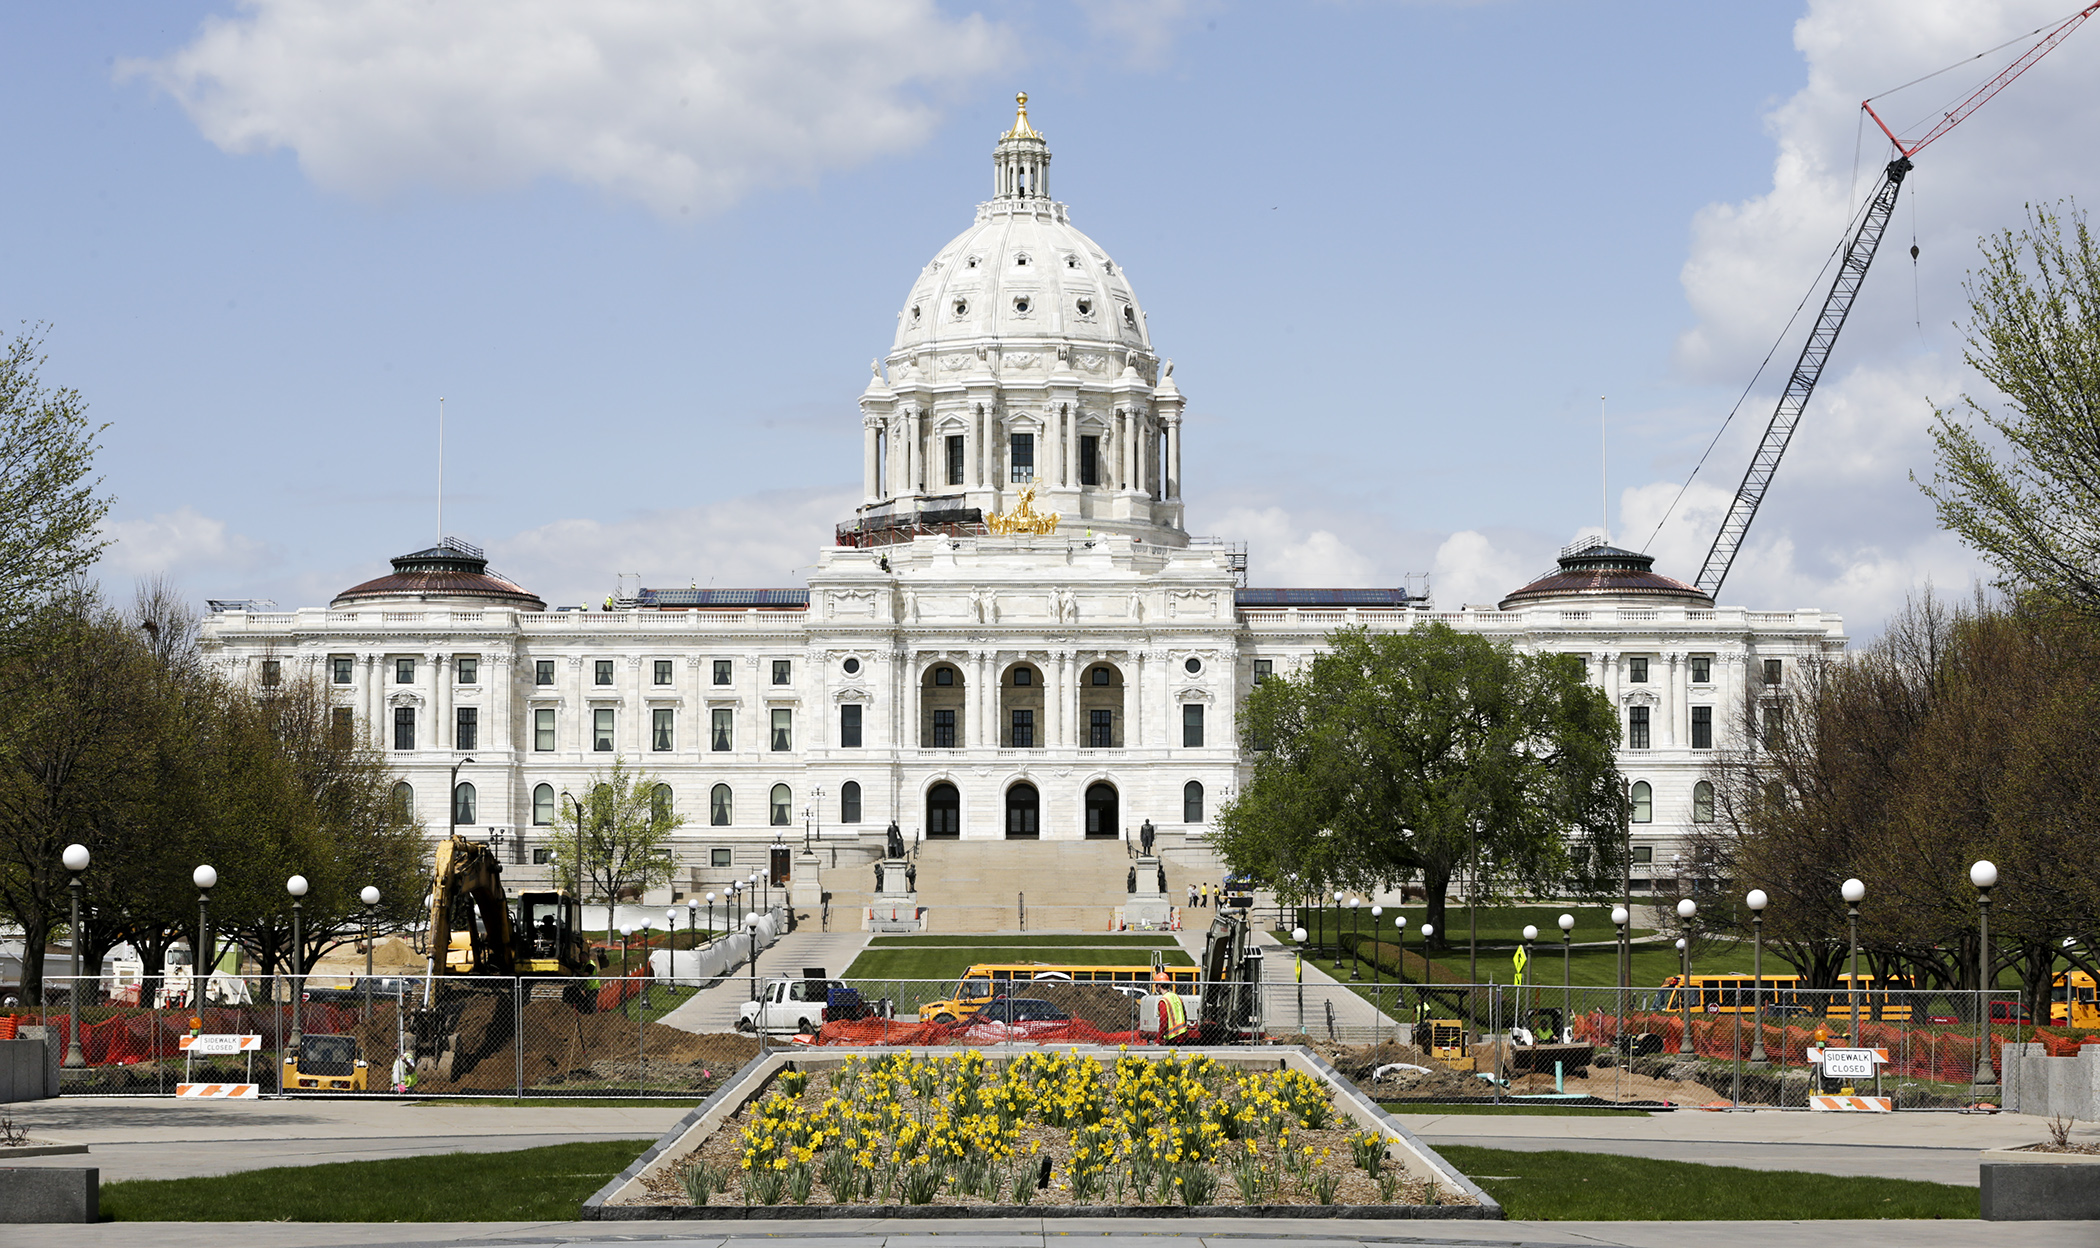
281,1034,369,1092
1418,1019,1474,1072
410,834,600,1082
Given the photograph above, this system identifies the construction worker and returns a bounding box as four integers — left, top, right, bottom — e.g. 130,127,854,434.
1154,971,1194,1043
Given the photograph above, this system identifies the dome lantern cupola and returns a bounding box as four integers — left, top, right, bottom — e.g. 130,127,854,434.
993,92,1050,202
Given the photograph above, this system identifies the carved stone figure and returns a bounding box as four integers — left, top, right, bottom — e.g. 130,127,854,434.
1127,866,1137,894
1126,591,1144,622
901,589,919,623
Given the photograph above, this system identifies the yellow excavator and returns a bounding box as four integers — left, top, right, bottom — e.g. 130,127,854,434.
409,833,600,1082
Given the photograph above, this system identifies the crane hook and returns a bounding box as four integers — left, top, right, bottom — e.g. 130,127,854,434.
1910,243,1920,261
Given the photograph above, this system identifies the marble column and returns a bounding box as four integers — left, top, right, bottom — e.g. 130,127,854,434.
1130,651,1145,748
862,422,879,502
1167,419,1182,500
363,653,382,749
1048,650,1066,749
433,653,450,754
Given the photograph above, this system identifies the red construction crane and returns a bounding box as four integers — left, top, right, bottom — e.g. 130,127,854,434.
1693,3,2100,599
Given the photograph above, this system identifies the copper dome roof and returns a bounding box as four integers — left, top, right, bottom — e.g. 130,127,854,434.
1498,543,1712,610
332,544,545,611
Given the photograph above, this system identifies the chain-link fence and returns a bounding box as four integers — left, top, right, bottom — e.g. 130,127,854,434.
1,971,2041,1108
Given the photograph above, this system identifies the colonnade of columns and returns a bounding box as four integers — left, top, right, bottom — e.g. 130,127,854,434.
862,403,1184,505
904,649,1161,750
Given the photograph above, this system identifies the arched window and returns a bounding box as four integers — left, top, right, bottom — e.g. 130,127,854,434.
927,783,960,838
1183,780,1204,823
841,780,862,823
770,784,791,826
391,781,414,820
1630,781,1653,824
1005,782,1040,839
710,784,732,826
452,781,476,824
651,784,674,824
1692,781,1715,824
532,784,554,826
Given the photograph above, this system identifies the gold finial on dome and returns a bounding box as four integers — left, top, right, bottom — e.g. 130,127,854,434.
1004,91,1041,140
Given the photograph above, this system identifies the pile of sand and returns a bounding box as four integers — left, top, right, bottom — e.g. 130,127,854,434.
397,994,758,1094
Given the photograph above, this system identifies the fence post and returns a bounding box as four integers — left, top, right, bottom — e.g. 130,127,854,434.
515,978,524,1100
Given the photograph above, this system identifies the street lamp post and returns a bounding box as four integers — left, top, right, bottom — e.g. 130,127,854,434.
1841,877,1866,1042
194,865,219,1008
1332,891,1344,970
361,886,380,1021
560,788,590,940
1347,898,1361,980
705,892,716,945
62,844,89,1069
1394,914,1407,983
1369,905,1383,989
1611,904,1629,1055
287,875,309,1054
639,919,652,1010
1558,914,1574,1039
1675,898,1696,1059
448,756,476,842
746,912,761,1004
1521,925,1538,1026
1970,861,1999,1091
1746,889,1769,1066
1418,923,1434,1037
1290,926,1308,1033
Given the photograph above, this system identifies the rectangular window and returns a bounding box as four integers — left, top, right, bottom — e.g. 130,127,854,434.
1764,658,1783,686
1080,435,1100,485
772,659,791,685
1009,432,1034,482
393,706,415,750
532,848,551,865
1691,656,1712,683
1011,709,1034,749
1090,709,1113,748
455,707,477,751
946,435,965,486
395,658,415,684
332,656,354,685
1632,845,1654,865
711,847,732,868
770,708,792,751
1628,656,1649,683
713,659,732,686
1182,703,1205,747
1253,659,1273,684
1762,704,1786,748
932,709,956,749
652,708,673,751
456,657,478,685
1627,706,1650,750
260,659,281,687
534,708,554,751
711,709,732,751
653,659,673,686
841,703,863,748
1691,705,1713,749
594,659,614,686
329,707,353,747
535,659,554,686
593,708,615,751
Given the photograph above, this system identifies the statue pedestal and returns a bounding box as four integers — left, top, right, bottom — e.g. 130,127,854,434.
1121,854,1175,930
866,857,924,932
789,851,824,912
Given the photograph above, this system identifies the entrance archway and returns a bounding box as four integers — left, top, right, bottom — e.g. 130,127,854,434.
926,783,960,838
1005,782,1040,839
1084,782,1119,839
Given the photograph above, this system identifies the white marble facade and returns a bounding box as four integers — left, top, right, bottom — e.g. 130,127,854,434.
199,97,1846,903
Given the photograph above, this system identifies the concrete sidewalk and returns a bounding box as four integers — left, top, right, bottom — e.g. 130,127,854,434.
21,1216,2079,1248
0,1096,687,1182
654,928,871,1035
1398,1105,2097,1187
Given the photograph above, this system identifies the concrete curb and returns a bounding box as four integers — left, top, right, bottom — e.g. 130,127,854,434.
0,1143,90,1159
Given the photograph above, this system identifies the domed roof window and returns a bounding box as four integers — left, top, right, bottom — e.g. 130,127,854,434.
1014,252,1031,267
1013,296,1032,314
1075,298,1093,317
953,299,969,318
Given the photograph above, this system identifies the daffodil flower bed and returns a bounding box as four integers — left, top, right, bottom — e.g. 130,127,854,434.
641,1049,1472,1209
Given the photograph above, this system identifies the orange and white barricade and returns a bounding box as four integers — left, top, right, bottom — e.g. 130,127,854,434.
1808,1046,1892,1110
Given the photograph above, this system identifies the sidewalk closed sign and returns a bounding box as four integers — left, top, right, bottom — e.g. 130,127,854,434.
1821,1048,1877,1078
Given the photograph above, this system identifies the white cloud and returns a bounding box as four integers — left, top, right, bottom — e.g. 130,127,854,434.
491,484,861,607
1201,504,1382,587
1645,0,2100,636
100,506,274,581
124,0,1013,217
1430,530,1549,611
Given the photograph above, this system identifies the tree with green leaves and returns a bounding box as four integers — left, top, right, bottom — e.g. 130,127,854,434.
0,326,111,636
552,756,683,937
1211,623,1626,944
1921,203,2100,616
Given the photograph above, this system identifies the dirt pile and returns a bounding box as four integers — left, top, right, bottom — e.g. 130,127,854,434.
408,996,758,1094
1022,983,1148,1032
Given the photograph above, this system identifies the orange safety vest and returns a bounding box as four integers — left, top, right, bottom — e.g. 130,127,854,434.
1158,991,1194,1042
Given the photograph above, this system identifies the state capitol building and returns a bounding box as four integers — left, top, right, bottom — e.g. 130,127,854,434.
200,97,1846,918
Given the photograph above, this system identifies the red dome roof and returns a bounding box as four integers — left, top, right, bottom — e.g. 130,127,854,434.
1498,543,1711,610
333,545,544,611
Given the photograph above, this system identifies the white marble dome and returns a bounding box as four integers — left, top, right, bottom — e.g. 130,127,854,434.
889,96,1150,362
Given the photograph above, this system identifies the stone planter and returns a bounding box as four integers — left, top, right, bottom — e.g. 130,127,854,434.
1979,1147,2100,1220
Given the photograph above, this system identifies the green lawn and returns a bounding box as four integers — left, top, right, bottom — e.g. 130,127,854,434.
847,943,1196,984
1293,935,1758,992
99,1139,653,1221
1383,1103,1649,1117
1283,904,1659,948
1439,1146,1977,1220
868,934,1181,948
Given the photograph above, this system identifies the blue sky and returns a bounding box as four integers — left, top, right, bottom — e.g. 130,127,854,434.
7,1,2098,631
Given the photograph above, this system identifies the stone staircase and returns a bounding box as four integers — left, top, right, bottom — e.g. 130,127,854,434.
820,838,1227,933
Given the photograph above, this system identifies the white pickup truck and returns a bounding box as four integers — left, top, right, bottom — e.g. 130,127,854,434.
737,975,876,1036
